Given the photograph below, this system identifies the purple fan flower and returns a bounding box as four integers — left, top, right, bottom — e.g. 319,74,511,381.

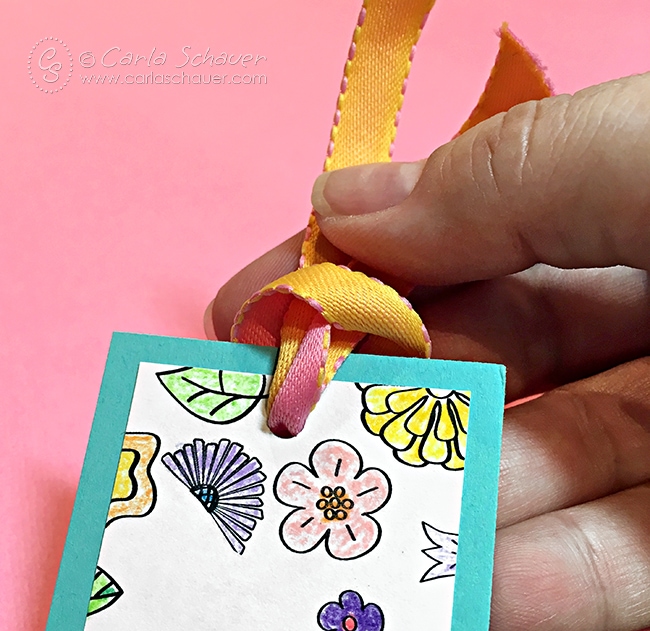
318,590,384,631
162,438,265,555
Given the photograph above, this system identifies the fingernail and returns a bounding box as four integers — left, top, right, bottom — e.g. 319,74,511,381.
311,160,425,217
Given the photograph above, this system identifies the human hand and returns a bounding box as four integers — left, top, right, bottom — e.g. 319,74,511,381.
207,73,650,630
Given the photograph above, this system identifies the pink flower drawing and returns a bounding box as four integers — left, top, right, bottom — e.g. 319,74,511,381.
273,440,392,560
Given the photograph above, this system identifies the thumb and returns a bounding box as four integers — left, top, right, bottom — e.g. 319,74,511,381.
311,73,650,285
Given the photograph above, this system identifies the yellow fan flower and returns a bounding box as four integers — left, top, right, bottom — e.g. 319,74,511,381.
357,385,471,470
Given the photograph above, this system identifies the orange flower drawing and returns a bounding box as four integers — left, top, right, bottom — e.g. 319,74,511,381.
107,432,160,525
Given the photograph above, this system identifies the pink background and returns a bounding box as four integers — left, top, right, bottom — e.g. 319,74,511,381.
2,1,649,629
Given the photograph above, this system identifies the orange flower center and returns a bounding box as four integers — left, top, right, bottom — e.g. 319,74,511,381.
316,485,355,521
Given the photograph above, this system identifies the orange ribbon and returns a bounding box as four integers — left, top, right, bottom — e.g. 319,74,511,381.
231,4,552,437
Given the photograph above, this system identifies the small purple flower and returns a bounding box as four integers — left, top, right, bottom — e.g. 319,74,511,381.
318,590,384,631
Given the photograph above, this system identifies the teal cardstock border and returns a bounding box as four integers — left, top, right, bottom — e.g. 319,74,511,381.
46,332,505,631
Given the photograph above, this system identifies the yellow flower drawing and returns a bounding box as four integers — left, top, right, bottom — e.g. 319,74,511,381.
107,433,160,525
357,385,471,470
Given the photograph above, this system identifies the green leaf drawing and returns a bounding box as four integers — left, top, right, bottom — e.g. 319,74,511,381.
157,367,268,424
87,567,123,616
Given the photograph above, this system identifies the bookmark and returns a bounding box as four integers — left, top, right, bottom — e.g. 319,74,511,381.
46,2,554,630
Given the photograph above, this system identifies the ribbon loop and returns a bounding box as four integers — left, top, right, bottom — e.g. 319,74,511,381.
233,263,431,356
232,262,432,436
